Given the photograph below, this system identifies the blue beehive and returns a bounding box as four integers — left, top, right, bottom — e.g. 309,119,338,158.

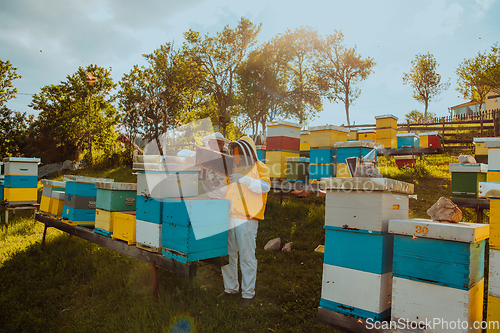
334,141,377,164
309,164,336,180
161,198,229,263
4,175,38,188
310,148,337,165
136,195,162,224
396,133,419,149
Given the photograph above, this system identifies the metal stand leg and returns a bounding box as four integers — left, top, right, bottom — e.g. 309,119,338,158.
41,224,48,249
5,208,8,234
152,260,159,301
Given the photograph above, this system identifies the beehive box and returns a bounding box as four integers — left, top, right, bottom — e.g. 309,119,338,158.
3,157,40,176
136,219,162,251
64,175,114,197
266,150,300,179
487,296,500,333
64,195,96,210
396,132,419,149
322,178,413,233
473,137,498,158
488,147,500,172
358,129,376,142
266,136,300,151
336,163,351,178
334,141,377,163
394,155,418,168
320,264,392,321
49,191,65,217
136,171,199,198
95,209,113,234
309,125,349,148
488,172,500,182
377,138,397,149
376,127,397,140
4,188,37,202
0,180,4,201
347,129,358,141
490,249,500,298
285,157,309,182
478,184,500,249
375,114,398,129
391,277,484,333
300,130,311,151
266,121,301,139
95,182,137,211
255,145,266,162
419,132,442,148
136,195,162,224
449,163,487,198
161,198,229,263
309,148,337,164
309,164,336,180
62,206,96,224
40,180,65,211
111,211,137,244
4,175,38,189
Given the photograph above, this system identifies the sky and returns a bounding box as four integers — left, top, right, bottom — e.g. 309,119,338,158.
1,0,499,129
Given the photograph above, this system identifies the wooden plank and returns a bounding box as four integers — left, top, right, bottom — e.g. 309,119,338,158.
379,147,442,156
450,197,490,209
35,214,197,278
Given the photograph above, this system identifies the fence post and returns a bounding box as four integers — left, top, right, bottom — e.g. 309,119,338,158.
495,109,500,137
407,119,410,133
480,113,484,137
442,117,445,151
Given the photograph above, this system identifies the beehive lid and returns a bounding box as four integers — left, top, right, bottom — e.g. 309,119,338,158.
41,180,66,187
388,218,489,243
473,137,499,143
321,177,414,194
393,155,418,160
132,163,201,172
51,191,66,200
478,182,500,198
285,157,310,162
396,132,419,137
374,114,398,120
133,155,196,164
419,132,441,137
2,157,41,163
63,175,114,184
265,121,301,128
448,163,487,173
357,128,376,134
484,140,500,148
334,141,377,148
301,130,310,135
309,125,349,133
95,182,137,191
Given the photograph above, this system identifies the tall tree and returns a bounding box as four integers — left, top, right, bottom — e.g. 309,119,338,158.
315,30,375,127
479,44,500,92
456,48,496,111
184,17,261,136
404,109,436,123
0,59,22,106
402,53,449,122
0,106,32,157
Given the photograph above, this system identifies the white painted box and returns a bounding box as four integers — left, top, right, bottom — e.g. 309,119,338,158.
391,277,484,333
478,181,500,198
388,219,490,243
4,162,39,176
490,249,500,298
136,219,162,249
448,163,488,173
136,171,198,198
320,264,392,320
266,121,301,139
488,148,500,171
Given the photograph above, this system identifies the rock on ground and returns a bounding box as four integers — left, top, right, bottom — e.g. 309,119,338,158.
264,238,281,251
281,242,293,252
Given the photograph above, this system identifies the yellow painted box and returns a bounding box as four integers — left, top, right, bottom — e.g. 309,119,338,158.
419,135,428,148
4,188,37,202
300,131,310,151
111,211,136,245
50,191,66,217
377,138,397,149
358,130,376,142
476,142,488,156
376,128,397,139
375,114,398,129
488,172,500,183
300,142,310,151
347,130,358,141
266,150,300,179
336,163,351,178
309,125,349,148
40,195,51,213
490,199,500,250
95,209,113,232
487,296,500,332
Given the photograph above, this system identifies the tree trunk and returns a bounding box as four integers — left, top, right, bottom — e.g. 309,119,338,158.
344,91,350,127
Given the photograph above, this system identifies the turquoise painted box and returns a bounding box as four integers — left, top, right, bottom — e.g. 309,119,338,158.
136,195,162,224
62,206,96,222
310,148,337,165
309,164,336,180
95,182,137,212
63,175,114,197
4,175,38,188
0,181,3,200
336,147,375,163
397,133,419,149
324,227,393,274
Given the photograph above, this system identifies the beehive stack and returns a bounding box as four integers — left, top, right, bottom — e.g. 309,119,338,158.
300,130,310,157
3,157,41,204
472,137,498,164
419,132,443,149
133,155,201,252
319,178,413,322
389,219,488,332
449,163,487,198
396,132,419,149
265,121,301,179
375,114,398,149
94,182,137,239
347,128,358,141
486,140,500,182
62,175,114,227
285,157,309,182
40,180,65,214
334,141,376,178
255,145,266,162
357,129,376,143
309,125,349,182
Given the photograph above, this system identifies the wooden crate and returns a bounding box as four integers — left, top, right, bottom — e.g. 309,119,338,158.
390,219,488,290
4,188,37,202
136,219,162,250
111,211,137,244
95,209,113,232
95,182,137,211
487,296,500,333
391,277,483,333
375,114,398,129
309,125,349,148
266,150,299,179
490,249,500,298
320,264,392,321
325,190,409,232
324,227,393,274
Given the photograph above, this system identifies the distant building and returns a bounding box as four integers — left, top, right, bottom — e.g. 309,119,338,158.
450,91,500,117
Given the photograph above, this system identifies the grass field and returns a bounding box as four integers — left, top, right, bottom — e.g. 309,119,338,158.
0,154,488,333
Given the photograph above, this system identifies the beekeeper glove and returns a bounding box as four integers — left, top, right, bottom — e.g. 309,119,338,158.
229,173,252,187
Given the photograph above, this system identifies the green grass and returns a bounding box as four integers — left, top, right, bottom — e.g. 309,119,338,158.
0,157,488,332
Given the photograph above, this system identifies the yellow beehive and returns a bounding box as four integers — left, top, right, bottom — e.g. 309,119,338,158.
266,150,300,179
489,172,500,183
49,192,65,217
336,163,351,178
347,129,358,141
377,138,397,149
111,211,137,244
40,195,51,213
490,199,500,250
300,130,310,151
95,209,113,232
474,137,499,157
375,114,398,129
419,135,428,148
376,128,397,139
4,188,37,202
487,296,500,332
358,129,376,142
309,125,349,148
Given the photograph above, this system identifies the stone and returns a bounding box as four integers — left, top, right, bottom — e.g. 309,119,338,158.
426,197,462,223
264,237,281,251
458,155,476,163
282,242,293,252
